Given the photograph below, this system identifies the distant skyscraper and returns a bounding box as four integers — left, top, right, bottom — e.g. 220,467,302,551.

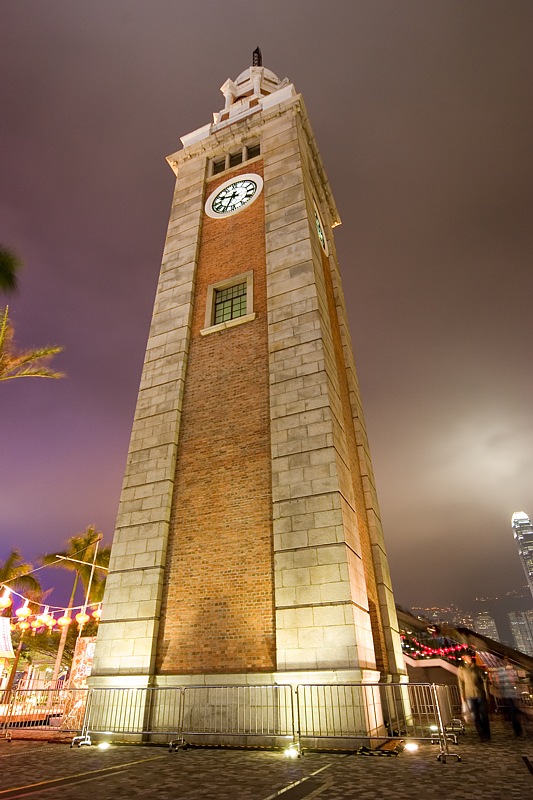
453,609,475,629
512,511,533,600
474,610,500,641
508,610,533,656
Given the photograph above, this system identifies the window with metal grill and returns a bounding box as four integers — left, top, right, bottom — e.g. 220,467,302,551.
229,151,243,168
247,143,260,159
209,142,260,178
213,281,247,324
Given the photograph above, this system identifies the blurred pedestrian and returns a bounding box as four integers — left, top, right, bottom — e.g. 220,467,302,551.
494,658,523,737
458,654,491,741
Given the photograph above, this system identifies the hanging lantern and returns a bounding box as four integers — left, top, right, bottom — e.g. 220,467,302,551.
75,607,90,627
57,611,72,628
30,618,41,631
45,613,56,630
0,586,12,610
37,606,53,627
92,604,102,621
18,620,30,631
15,599,31,619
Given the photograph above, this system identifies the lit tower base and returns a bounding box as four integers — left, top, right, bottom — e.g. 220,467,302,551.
91,56,406,710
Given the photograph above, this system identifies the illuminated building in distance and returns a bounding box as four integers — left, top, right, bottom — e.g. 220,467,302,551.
512,511,533,601
473,610,500,642
508,610,533,656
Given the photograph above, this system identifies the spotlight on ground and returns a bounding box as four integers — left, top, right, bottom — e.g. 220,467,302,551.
284,744,299,758
97,742,111,750
404,742,419,752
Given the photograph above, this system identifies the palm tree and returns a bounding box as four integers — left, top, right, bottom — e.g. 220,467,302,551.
0,306,63,381
42,526,110,604
0,549,42,610
0,246,21,294
0,551,42,696
41,526,110,681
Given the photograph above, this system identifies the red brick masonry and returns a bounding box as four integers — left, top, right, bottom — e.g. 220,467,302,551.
156,162,276,674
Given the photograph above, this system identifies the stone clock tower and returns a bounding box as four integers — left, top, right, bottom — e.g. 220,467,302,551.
91,53,405,689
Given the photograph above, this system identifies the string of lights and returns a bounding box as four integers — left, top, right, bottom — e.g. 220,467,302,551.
400,633,470,662
0,584,102,633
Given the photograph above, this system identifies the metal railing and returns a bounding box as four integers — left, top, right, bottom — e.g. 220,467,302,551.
1,687,88,739
2,681,461,761
73,684,295,751
180,684,294,741
295,683,460,760
72,686,184,747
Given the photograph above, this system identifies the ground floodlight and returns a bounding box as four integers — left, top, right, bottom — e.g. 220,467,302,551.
284,744,299,758
97,742,111,750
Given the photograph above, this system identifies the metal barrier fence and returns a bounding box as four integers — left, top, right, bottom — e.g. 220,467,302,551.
76,682,461,760
295,683,460,760
1,687,88,739
73,684,296,751
446,683,462,716
72,686,184,747
2,682,461,760
179,685,295,747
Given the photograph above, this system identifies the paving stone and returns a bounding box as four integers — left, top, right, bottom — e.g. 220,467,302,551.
0,717,532,799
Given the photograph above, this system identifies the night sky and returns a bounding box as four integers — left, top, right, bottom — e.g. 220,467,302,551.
1,1,533,618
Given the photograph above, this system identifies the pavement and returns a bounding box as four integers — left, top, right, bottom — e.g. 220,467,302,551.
0,717,532,799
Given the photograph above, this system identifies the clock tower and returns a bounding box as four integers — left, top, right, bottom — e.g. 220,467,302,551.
91,54,405,688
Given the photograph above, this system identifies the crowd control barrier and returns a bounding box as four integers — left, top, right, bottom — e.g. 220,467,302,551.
1,687,88,740
69,681,460,760
295,682,460,760
73,684,296,751
72,686,184,747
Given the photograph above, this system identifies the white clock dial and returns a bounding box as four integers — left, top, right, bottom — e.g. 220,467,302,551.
212,179,256,214
205,173,264,218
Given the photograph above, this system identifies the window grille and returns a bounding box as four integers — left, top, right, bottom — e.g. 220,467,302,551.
213,282,247,324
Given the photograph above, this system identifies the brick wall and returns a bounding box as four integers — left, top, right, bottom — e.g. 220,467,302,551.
156,162,276,674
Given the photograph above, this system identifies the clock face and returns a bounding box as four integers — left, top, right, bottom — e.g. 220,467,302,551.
205,173,264,219
314,204,328,255
213,179,257,214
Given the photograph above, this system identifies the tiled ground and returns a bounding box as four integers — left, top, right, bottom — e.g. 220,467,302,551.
0,717,531,799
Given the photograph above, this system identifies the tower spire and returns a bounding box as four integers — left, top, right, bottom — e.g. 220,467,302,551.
252,46,262,66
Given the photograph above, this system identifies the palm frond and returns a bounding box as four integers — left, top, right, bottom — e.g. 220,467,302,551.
0,247,21,294
0,549,42,597
0,307,63,382
40,526,108,599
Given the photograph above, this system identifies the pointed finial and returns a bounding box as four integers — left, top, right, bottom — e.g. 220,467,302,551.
252,47,262,67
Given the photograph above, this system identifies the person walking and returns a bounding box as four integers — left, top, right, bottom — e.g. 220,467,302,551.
494,658,523,737
458,654,491,741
